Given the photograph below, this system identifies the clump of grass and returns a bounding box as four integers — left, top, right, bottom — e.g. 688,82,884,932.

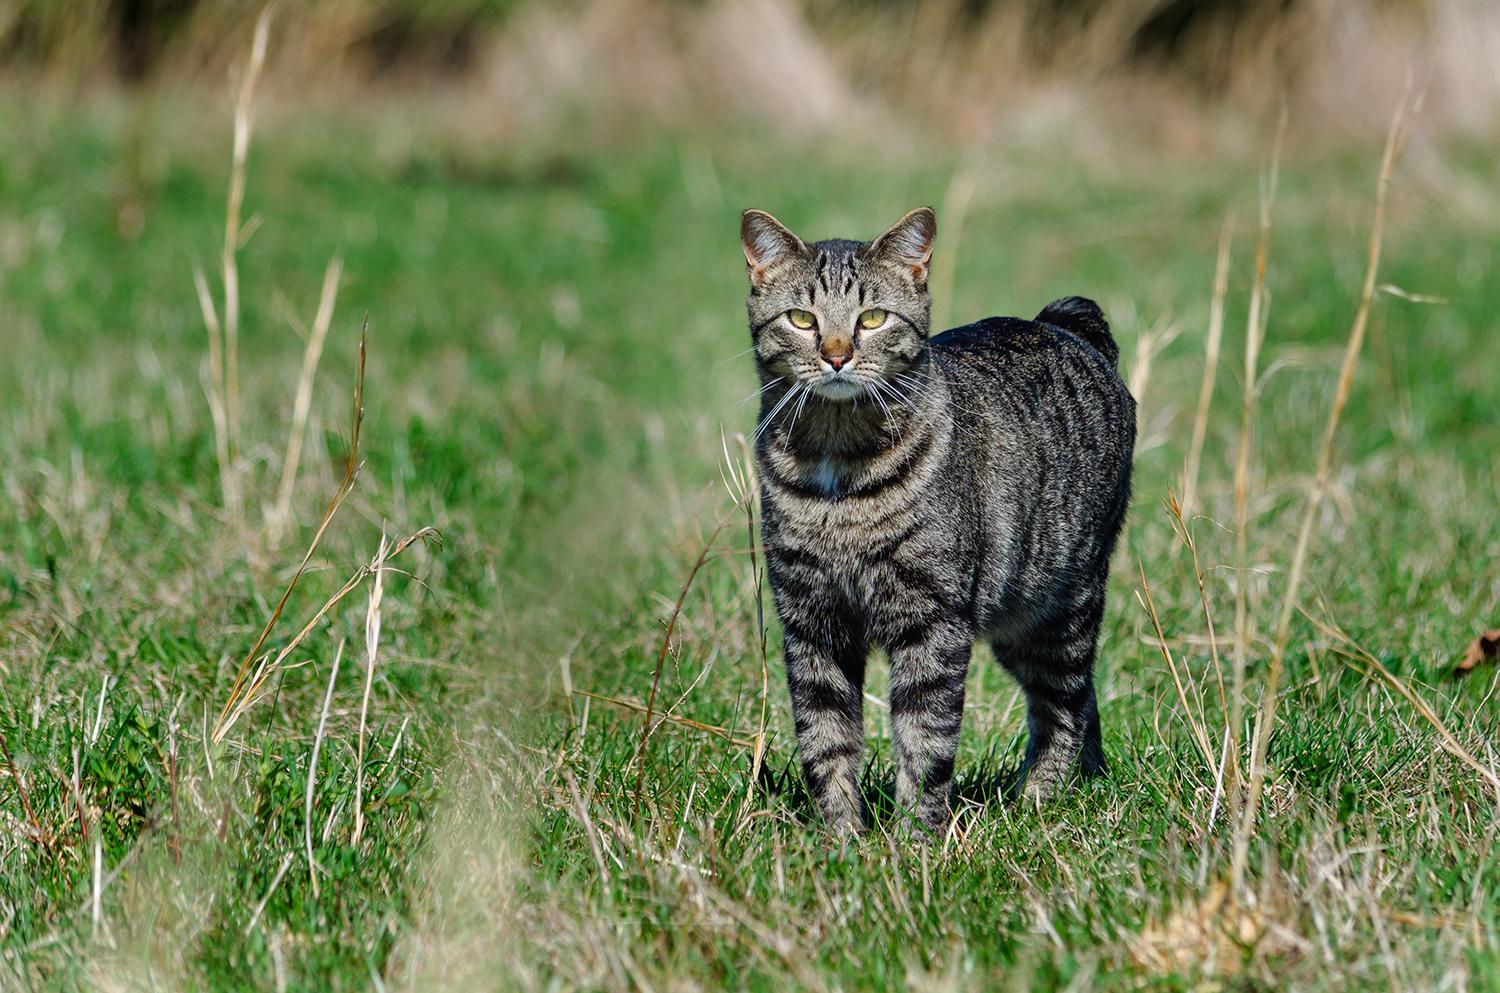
192,16,440,751
210,323,367,744
206,310,440,746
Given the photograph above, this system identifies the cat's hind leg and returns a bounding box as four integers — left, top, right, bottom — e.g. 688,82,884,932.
993,598,1107,803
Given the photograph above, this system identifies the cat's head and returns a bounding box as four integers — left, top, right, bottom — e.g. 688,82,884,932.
740,207,935,401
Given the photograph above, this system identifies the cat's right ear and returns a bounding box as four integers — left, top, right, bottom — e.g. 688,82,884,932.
741,209,806,288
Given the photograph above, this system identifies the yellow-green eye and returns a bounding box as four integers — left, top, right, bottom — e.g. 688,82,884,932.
787,309,817,330
859,308,887,330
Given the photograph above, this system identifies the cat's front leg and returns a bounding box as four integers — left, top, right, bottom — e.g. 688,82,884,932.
781,619,869,834
886,621,973,835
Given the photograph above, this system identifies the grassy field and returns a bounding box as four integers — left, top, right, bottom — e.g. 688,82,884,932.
1,95,1498,991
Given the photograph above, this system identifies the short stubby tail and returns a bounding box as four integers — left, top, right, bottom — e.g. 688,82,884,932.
1036,296,1117,368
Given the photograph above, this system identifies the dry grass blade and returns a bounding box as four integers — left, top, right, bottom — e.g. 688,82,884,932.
1136,560,1216,772
246,852,296,936
1181,214,1234,522
0,730,47,850
194,265,238,516
212,322,367,743
1233,90,1414,887
306,639,344,899
272,256,342,541
353,531,388,847
572,690,758,750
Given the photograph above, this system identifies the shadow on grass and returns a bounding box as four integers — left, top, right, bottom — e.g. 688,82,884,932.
752,742,1038,832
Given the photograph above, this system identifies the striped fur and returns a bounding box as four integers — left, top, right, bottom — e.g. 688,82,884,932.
740,208,1135,834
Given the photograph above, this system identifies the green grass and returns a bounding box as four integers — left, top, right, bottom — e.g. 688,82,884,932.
1,95,1498,991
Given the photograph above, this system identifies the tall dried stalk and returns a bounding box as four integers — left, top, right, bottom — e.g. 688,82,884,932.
1181,215,1234,522
272,256,342,541
1231,93,1413,889
223,7,272,460
1227,109,1286,824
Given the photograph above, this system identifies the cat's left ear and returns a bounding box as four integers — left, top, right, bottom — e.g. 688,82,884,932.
870,207,936,284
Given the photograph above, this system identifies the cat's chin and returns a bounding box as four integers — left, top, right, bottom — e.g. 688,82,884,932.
811,378,865,401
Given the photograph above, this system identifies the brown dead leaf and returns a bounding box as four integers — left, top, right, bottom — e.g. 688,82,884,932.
1456,629,1500,676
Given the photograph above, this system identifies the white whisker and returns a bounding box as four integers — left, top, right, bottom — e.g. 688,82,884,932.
753,383,804,444
858,379,900,444
895,370,983,424
734,376,788,411
866,380,893,428
882,377,919,406
788,384,813,438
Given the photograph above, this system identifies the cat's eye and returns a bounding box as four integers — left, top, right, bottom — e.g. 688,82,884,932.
858,308,888,330
787,309,817,330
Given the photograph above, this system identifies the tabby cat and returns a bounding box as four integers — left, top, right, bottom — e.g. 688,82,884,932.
740,206,1135,834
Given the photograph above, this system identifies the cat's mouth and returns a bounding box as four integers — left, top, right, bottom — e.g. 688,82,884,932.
810,372,866,401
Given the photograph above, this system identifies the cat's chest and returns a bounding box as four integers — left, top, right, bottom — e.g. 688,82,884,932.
765,463,927,556
781,447,888,501
806,458,843,496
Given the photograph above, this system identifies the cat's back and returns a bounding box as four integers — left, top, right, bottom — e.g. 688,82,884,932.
932,298,1135,590
930,298,1132,423
930,299,1136,532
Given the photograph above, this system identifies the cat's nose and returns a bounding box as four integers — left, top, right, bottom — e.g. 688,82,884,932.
821,342,854,371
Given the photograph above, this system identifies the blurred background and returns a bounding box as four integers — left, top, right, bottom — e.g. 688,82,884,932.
5,0,1500,144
